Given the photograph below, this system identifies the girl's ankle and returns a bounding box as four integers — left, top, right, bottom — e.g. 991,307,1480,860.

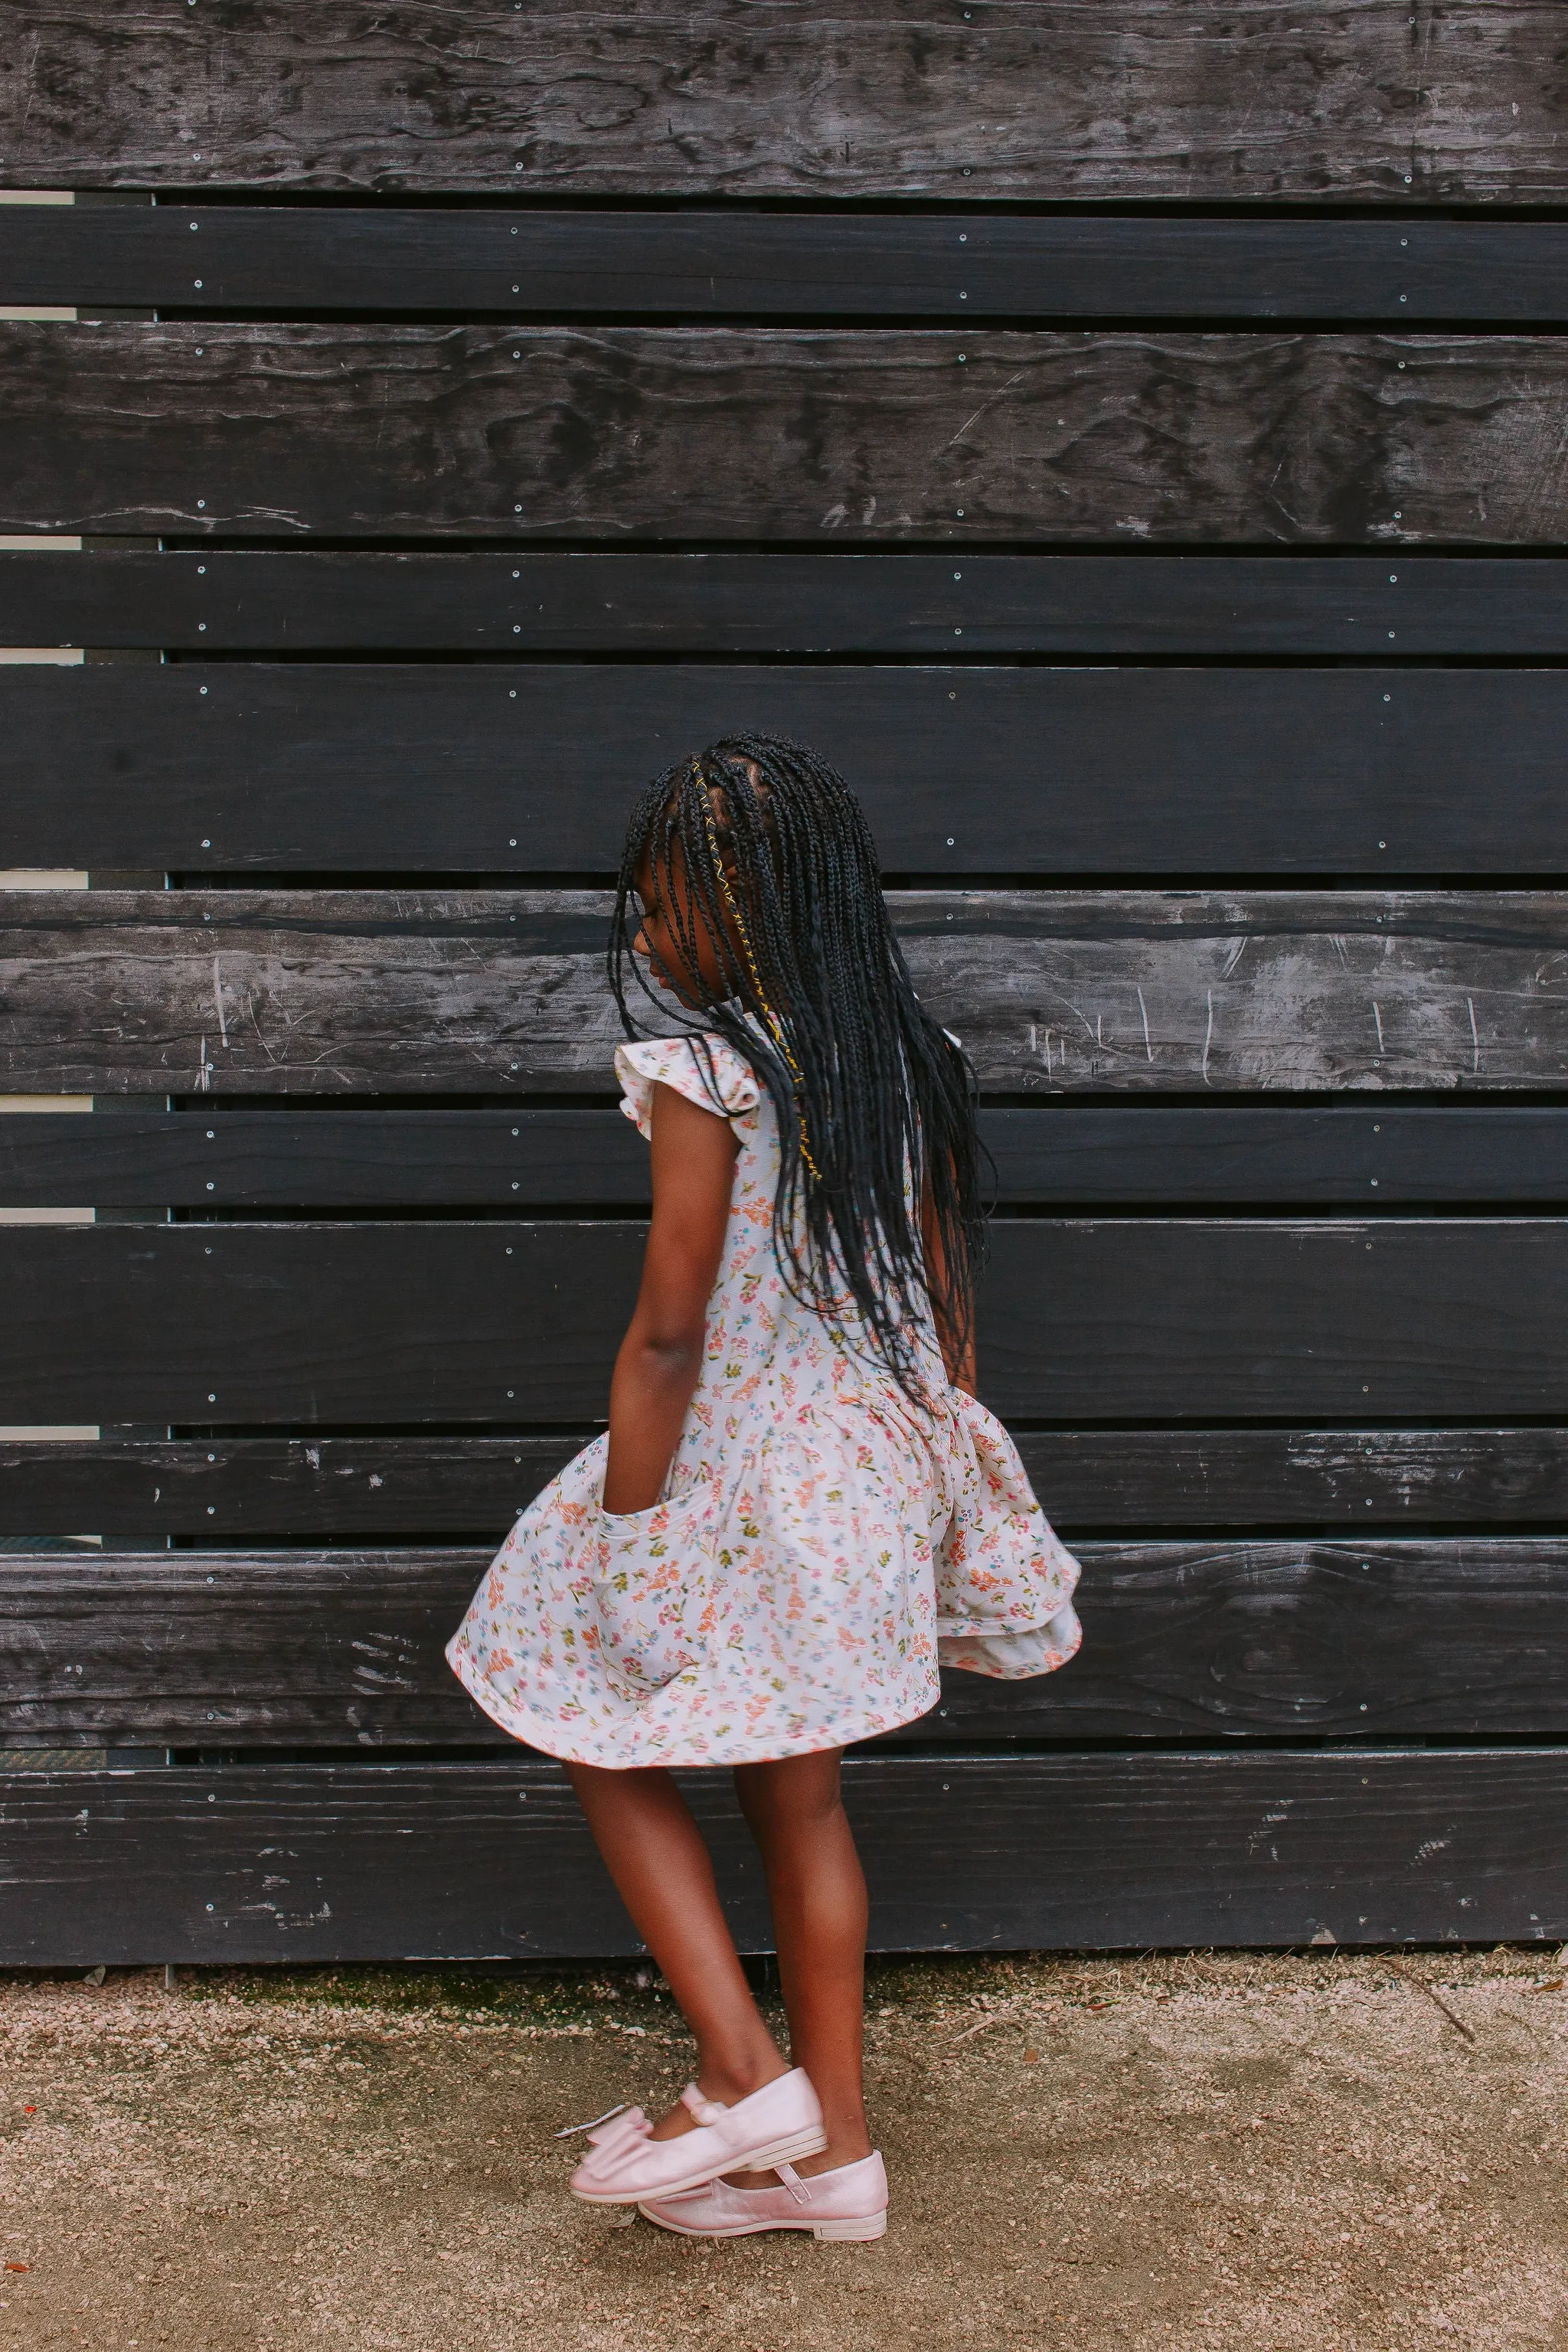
792,2138,873,2179
696,2050,791,2106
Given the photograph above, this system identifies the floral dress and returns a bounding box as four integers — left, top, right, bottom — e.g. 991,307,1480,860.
446,1034,1082,1766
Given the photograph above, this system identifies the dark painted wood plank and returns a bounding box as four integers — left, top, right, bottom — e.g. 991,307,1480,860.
0,1436,591,1539
6,1218,1568,1423
11,552,1568,657
0,1221,644,1423
8,1540,1568,1746
981,1219,1568,1422
10,663,1568,876
907,1540,1568,1743
979,1107,1568,1208
2,1752,1563,1965
5,888,1566,1097
10,1106,1568,1210
7,1427,1568,1539
0,1111,652,1209
8,325,1568,546
2,5,1561,202
17,208,1568,321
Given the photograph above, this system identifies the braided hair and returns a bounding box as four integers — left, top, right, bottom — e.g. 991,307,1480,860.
608,730,986,1405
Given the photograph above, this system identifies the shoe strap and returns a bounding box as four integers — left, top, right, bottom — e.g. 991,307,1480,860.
679,2082,729,2128
775,2161,812,2207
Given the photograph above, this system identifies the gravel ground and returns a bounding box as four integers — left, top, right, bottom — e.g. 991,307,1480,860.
2,1947,1566,2352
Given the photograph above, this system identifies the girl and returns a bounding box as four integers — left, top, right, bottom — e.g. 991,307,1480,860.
447,733,1081,2242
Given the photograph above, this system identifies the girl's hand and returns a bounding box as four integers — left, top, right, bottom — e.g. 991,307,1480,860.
602,1079,740,1514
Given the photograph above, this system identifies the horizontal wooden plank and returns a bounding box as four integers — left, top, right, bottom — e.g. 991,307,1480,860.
11,552,1568,656
6,1219,1568,1423
3,1752,1563,1964
980,1107,1568,1207
0,1111,652,1207
7,1427,1568,1539
0,1436,590,1538
3,6,1561,202
5,888,1567,1096
11,664,1568,875
0,1222,642,1423
8,325,1568,546
16,209,1568,321
7,1540,1567,1746
10,1106,1568,1210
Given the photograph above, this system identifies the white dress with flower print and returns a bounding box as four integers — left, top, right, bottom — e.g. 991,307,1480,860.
446,1034,1082,1767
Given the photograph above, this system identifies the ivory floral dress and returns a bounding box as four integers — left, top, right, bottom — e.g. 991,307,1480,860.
447,1034,1082,1766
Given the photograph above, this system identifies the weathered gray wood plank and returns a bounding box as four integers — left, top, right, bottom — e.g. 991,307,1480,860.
4,889,1566,1096
7,325,1568,545
9,551,1566,656
9,662,1568,876
15,208,1568,320
6,1219,1568,1422
6,1540,1567,1746
6,1427,1568,1539
2,5,1562,201
3,1753,1563,1964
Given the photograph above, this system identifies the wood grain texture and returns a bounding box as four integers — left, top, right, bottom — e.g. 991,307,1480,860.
7,1427,1568,1539
9,662,1568,875
11,551,1567,656
5,888,1567,1097
7,1219,1568,1423
0,1436,592,1539
3,5,1564,201
7,1540,1567,1746
15,207,1568,320
7,325,1568,545
13,1105,1568,1211
4,1752,1563,1965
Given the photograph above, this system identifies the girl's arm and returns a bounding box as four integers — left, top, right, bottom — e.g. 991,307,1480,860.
602,1079,740,1513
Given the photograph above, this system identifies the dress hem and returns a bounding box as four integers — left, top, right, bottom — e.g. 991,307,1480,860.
446,1642,941,1769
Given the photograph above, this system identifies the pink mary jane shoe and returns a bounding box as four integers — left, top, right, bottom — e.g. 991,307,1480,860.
639,2149,888,2242
568,2069,826,2206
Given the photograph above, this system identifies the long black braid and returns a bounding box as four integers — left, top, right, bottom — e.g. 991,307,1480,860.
608,731,986,1406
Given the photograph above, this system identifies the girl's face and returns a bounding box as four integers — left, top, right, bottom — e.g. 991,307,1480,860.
632,838,739,1008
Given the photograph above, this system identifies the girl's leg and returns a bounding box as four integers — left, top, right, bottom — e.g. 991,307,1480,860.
566,1762,787,2139
732,1747,873,2174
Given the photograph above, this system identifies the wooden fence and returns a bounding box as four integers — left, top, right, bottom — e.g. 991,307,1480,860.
3,4,1568,1963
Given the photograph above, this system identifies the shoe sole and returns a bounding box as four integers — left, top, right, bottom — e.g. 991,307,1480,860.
638,2200,888,2243
571,2122,828,2206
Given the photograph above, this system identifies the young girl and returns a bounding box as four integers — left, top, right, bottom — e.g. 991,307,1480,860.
447,733,1082,2242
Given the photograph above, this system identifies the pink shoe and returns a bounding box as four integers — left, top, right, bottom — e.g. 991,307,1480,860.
639,2150,889,2241
568,2069,826,2205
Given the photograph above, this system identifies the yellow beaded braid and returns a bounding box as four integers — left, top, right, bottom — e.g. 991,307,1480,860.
700,781,823,1181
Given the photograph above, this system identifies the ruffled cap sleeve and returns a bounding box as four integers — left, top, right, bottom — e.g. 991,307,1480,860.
615,1034,761,1142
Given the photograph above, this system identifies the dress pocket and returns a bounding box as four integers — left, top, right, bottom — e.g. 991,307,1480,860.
590,1484,714,1704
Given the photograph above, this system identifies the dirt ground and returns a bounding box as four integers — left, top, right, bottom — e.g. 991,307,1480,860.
1,1947,1565,2352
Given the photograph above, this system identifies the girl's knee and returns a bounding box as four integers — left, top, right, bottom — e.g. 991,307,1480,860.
734,1749,844,1831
